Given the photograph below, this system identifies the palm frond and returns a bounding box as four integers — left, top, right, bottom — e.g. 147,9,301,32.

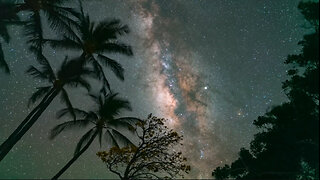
86,111,99,122
109,117,141,132
45,38,82,51
49,5,80,18
98,128,103,147
24,11,43,53
104,129,119,148
43,6,81,42
75,77,91,92
66,77,91,93
100,87,109,97
27,50,56,82
58,57,88,82
91,59,111,91
60,88,76,120
88,93,101,106
116,117,142,123
56,107,88,119
29,46,44,64
97,54,124,81
25,65,47,81
74,128,96,155
50,119,92,140
78,0,84,16
89,21,95,35
0,1,19,38
0,43,9,73
73,0,90,41
93,19,130,41
78,14,91,41
28,86,52,107
98,42,133,56
111,129,134,146
80,68,95,77
100,94,132,118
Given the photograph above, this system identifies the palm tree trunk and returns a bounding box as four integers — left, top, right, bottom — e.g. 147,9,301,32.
52,132,98,180
0,106,40,150
0,88,59,162
0,88,55,152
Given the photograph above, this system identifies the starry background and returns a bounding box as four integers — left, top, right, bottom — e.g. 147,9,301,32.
0,0,306,179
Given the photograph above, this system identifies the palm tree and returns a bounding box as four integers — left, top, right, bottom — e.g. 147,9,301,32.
0,55,92,162
50,92,141,180
0,0,20,73
0,0,78,72
46,1,133,92
12,0,79,53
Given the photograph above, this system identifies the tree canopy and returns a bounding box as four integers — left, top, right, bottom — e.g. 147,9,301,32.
97,114,191,180
212,1,319,180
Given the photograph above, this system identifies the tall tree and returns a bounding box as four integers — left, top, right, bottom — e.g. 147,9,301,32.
12,0,79,54
97,115,191,180
50,93,141,180
46,1,133,92
212,1,319,180
0,55,92,162
0,0,20,73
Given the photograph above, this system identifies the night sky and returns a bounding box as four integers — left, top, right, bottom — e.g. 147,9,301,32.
0,0,306,178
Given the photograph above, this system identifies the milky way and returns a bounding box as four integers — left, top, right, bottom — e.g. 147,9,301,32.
0,0,306,178
126,1,217,177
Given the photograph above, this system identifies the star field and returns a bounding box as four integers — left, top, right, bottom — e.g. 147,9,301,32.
0,0,306,178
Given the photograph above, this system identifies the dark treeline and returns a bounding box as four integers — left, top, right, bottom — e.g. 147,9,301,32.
213,1,319,180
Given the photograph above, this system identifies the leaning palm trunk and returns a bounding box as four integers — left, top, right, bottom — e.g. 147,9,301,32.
0,102,42,151
0,88,60,162
52,132,98,180
0,88,55,151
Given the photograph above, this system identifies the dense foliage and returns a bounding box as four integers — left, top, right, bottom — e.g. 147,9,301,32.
97,115,191,180
212,1,319,180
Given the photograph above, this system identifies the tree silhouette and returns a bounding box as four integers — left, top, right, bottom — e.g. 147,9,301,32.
0,1,138,178
45,1,133,92
11,0,79,54
212,1,319,180
0,0,20,73
97,114,191,180
50,92,141,180
0,55,92,162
